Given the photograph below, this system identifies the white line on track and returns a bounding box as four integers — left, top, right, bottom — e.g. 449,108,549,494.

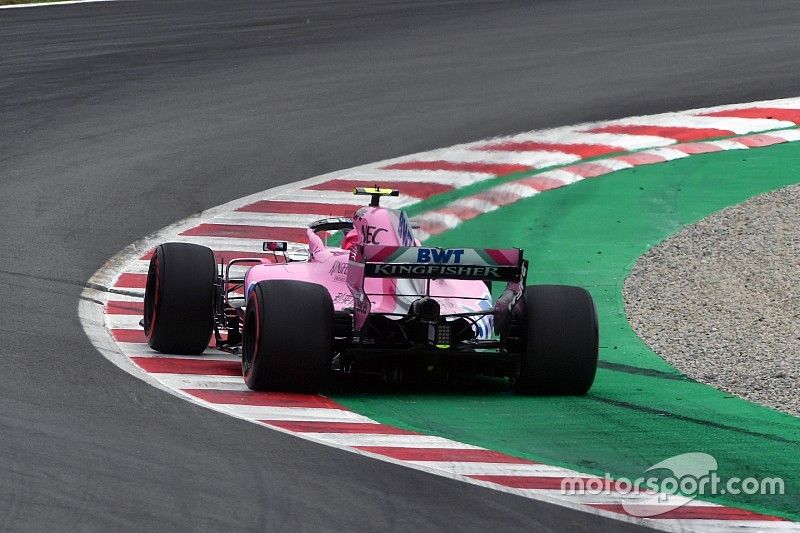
0,0,120,9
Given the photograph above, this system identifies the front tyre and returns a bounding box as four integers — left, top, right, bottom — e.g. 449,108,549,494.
514,285,599,395
242,280,333,392
143,242,216,355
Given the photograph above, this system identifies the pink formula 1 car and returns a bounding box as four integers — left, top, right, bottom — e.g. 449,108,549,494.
142,188,598,394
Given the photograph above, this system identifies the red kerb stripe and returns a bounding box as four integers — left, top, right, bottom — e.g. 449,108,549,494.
670,143,724,155
114,273,146,289
306,179,452,199
355,447,536,463
131,357,241,376
184,389,344,408
473,189,523,207
437,205,484,220
263,421,416,434
701,107,800,124
414,219,450,236
614,152,669,165
237,200,361,217
111,329,147,343
589,124,734,142
562,163,614,178
591,503,786,521
735,134,788,148
516,176,567,191
105,301,144,315
180,224,308,242
475,141,623,158
383,160,530,176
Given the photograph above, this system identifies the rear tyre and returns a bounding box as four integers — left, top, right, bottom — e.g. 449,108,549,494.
514,285,599,395
242,280,333,392
143,242,216,355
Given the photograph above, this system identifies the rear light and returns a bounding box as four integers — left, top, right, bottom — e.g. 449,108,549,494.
428,322,451,349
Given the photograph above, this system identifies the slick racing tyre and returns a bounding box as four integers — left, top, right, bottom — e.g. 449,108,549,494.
143,242,216,355
514,285,599,395
242,280,334,392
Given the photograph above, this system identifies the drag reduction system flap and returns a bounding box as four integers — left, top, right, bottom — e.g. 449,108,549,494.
361,245,523,282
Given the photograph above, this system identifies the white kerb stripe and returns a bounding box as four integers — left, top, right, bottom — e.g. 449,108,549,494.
409,461,596,476
151,375,246,390
771,129,800,141
493,129,677,150
534,168,586,184
645,519,800,531
487,182,542,200
517,489,698,506
400,148,580,168
447,197,501,213
411,212,464,230
105,294,144,303
638,147,691,161
310,434,483,448
325,168,496,187
115,342,237,360
702,139,750,151
609,113,792,134
272,190,415,208
590,159,634,172
693,97,800,112
207,213,322,228
213,405,376,422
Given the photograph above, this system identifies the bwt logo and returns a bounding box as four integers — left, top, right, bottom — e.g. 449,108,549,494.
416,248,465,264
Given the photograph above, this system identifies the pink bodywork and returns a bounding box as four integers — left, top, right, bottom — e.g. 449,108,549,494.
244,205,493,333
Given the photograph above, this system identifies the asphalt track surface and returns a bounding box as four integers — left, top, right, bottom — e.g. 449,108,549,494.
3,1,800,530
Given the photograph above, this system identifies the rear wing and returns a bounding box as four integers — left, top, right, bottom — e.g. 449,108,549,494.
347,245,525,330
361,245,523,282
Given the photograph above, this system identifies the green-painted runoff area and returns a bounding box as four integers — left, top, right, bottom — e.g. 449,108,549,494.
332,142,800,519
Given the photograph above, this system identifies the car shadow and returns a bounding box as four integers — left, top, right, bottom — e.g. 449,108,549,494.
323,373,515,398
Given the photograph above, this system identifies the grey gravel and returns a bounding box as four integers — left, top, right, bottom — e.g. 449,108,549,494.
624,184,800,416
